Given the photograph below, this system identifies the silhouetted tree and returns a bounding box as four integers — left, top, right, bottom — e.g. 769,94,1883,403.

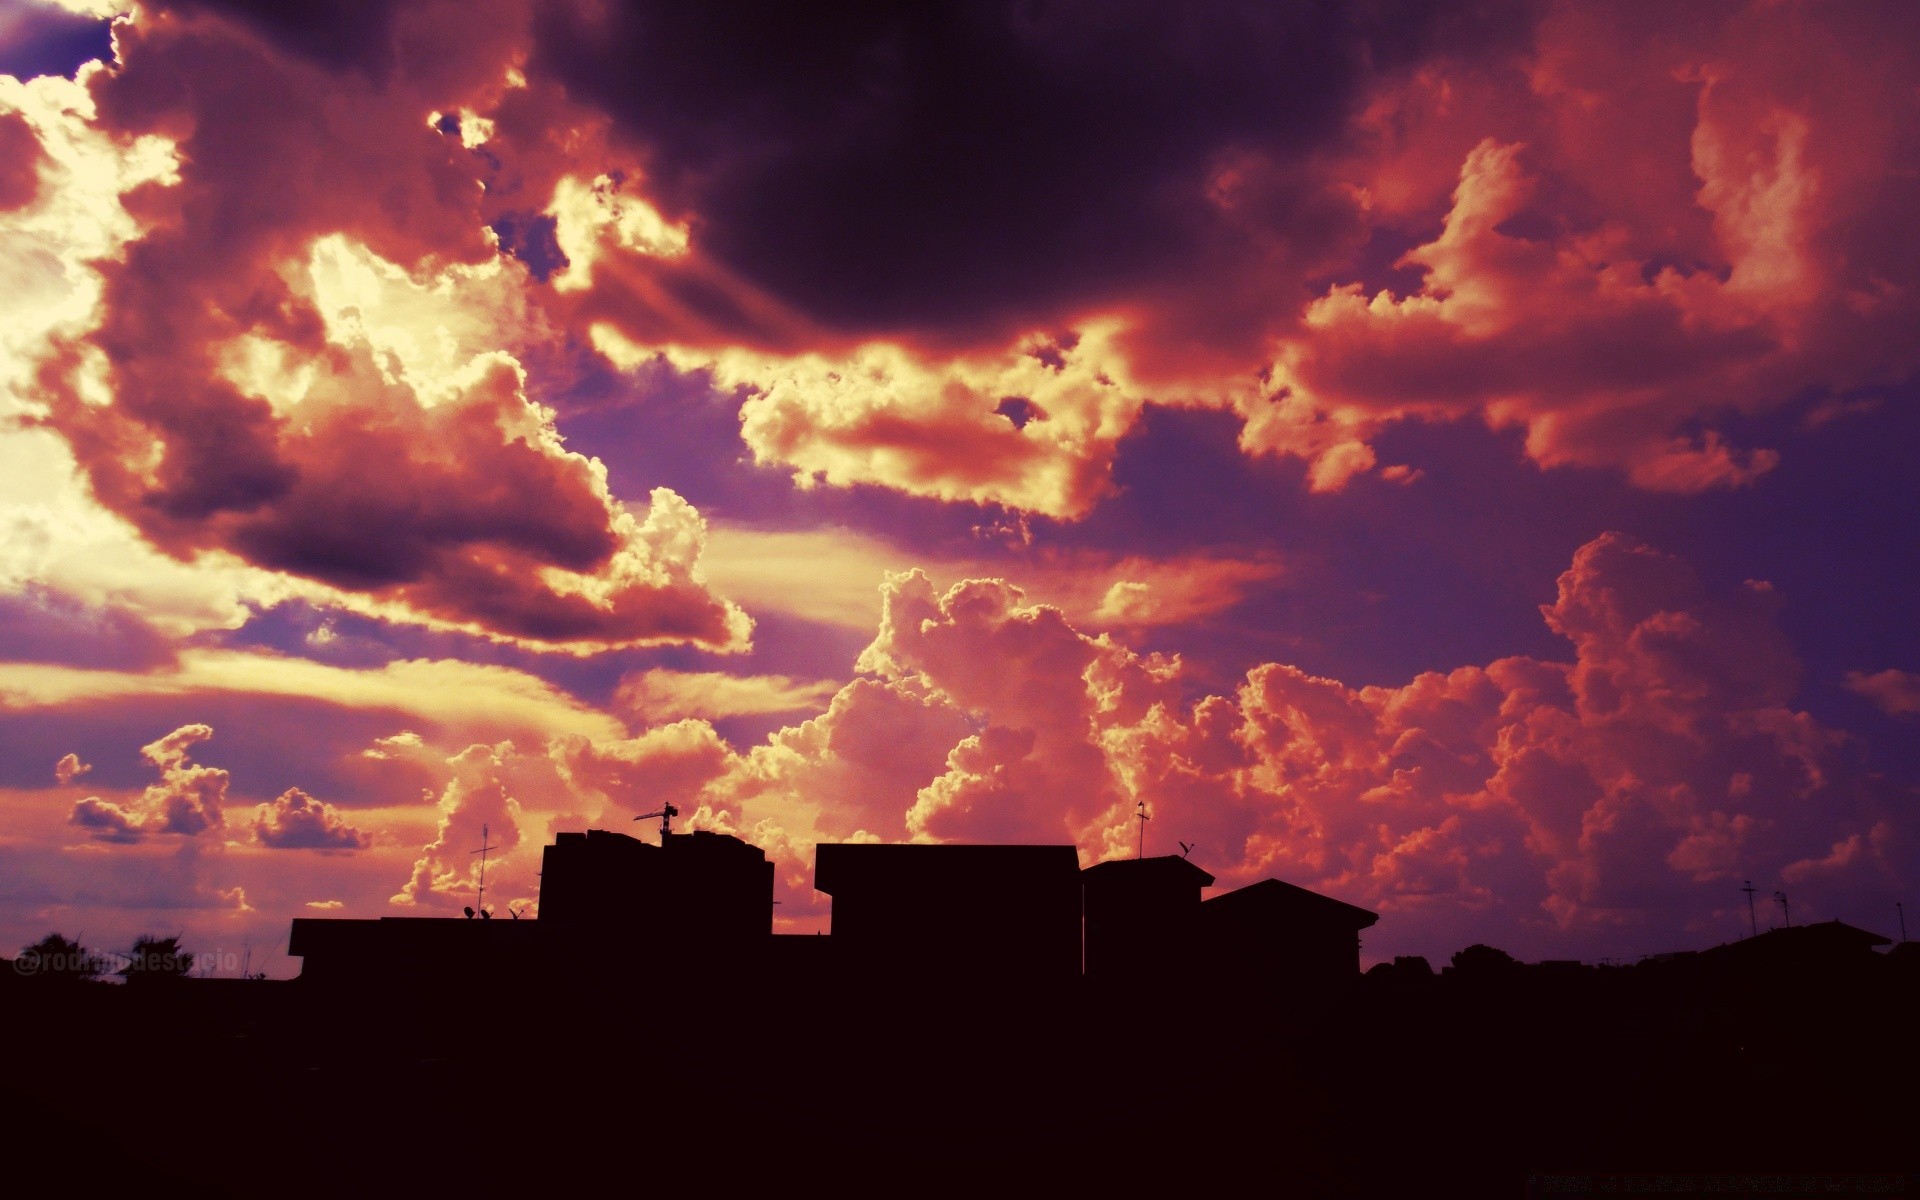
17,933,105,983
120,935,194,984
1449,943,1520,976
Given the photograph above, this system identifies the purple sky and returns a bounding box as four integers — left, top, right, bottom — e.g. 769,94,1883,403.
2,0,1916,974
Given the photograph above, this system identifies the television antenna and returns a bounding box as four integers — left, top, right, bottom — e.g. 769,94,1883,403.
470,823,498,917
1741,880,1758,938
1772,890,1790,928
634,802,679,840
1134,799,1150,859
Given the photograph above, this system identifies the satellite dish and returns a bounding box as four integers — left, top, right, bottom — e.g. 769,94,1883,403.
463,906,475,920
1179,841,1194,859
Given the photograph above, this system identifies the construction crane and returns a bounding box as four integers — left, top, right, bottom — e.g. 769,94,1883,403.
634,801,679,840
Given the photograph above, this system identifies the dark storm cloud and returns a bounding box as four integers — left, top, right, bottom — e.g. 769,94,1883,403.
528,0,1536,339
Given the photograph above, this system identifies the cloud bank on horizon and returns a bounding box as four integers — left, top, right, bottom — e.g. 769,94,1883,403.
1,0,1915,969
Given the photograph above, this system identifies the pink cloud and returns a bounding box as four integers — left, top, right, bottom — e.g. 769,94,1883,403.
22,4,748,651
657,534,1900,958
0,110,43,211
1237,4,1920,492
53,751,89,784
392,741,537,912
67,721,229,841
252,787,372,852
1846,668,1920,718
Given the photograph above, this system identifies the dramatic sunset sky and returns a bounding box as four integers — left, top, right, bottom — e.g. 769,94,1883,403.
2,0,1915,974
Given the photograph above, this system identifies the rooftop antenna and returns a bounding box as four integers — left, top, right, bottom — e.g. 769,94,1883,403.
1772,890,1790,929
470,823,497,918
1135,799,1150,859
1898,901,1908,943
633,802,679,841
1179,841,1194,860
1741,880,1758,938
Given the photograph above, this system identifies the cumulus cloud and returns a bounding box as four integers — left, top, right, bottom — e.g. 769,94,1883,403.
1238,4,1920,492
620,534,1901,956
674,324,1143,520
556,2,1919,508
66,721,228,840
392,741,536,911
53,751,88,784
8,2,749,652
7,0,1908,558
69,794,142,843
253,786,372,851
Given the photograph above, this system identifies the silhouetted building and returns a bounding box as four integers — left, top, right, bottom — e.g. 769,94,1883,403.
1699,919,1891,981
1081,854,1214,982
1199,877,1378,1005
288,915,544,988
540,827,773,942
814,842,1082,988
291,827,773,988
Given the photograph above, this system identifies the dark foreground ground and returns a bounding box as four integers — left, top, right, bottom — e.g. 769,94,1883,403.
5,959,1917,1197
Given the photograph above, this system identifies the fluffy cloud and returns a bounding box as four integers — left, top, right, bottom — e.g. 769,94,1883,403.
627,533,1903,957
392,740,551,912
680,324,1144,520
53,751,88,784
7,2,749,652
559,1,1919,508
1240,3,1920,492
66,721,228,840
252,786,372,851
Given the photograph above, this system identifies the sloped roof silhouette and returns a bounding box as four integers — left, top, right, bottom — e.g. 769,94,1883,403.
1201,877,1378,929
1701,919,1890,960
1082,854,1215,889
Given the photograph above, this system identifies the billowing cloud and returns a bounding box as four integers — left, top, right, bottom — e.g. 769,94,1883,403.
7,2,748,652
1240,4,1920,491
639,534,1903,957
650,324,1145,520
392,741,540,912
252,786,372,851
66,721,228,840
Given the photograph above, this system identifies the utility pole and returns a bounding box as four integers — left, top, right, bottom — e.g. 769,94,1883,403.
470,823,496,917
1741,880,1758,938
1135,799,1150,859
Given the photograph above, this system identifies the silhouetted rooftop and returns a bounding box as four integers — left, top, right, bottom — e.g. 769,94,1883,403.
1082,854,1216,889
1202,877,1378,929
814,842,1081,893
